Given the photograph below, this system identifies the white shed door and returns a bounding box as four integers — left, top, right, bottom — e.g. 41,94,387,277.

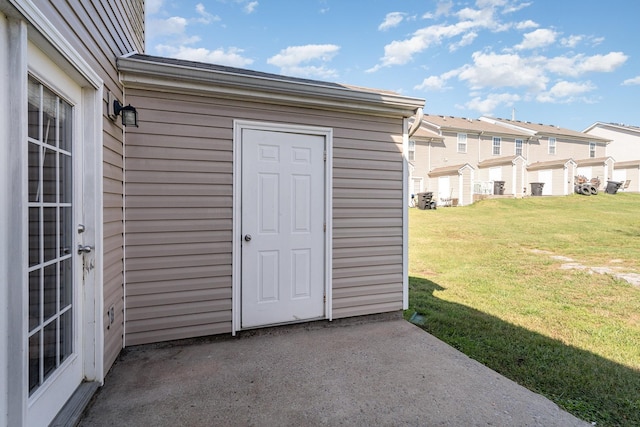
241,129,325,328
438,176,450,201
539,169,553,195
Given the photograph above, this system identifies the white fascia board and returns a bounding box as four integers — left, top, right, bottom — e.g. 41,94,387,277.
117,56,425,117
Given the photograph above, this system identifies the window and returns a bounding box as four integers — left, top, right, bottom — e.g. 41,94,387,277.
408,140,415,161
457,133,467,153
589,142,596,158
492,137,501,155
548,137,556,155
515,139,523,156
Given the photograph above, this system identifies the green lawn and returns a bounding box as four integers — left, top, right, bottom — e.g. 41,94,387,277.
407,192,640,426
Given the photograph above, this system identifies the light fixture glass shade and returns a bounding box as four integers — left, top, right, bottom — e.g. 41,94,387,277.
121,106,138,127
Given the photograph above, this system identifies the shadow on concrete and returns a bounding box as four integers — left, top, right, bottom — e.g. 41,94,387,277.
406,276,640,427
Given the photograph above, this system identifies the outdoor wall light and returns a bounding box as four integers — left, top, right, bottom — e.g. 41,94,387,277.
113,99,138,127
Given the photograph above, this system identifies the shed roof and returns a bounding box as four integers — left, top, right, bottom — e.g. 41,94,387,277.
477,155,523,168
575,156,614,167
421,115,531,137
527,158,575,171
614,160,640,168
428,163,474,177
117,54,425,117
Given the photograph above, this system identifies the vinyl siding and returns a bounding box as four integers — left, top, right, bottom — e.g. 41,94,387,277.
123,89,405,344
34,0,144,374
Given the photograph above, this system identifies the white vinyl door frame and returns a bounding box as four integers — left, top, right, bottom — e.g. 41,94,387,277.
1,5,103,425
232,120,333,335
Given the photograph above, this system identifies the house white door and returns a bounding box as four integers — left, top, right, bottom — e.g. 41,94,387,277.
26,75,86,426
538,169,553,195
241,128,325,328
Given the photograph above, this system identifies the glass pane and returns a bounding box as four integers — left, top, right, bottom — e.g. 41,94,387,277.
43,207,57,262
42,148,56,203
29,143,40,202
28,78,40,140
60,153,72,203
43,263,57,322
29,269,41,331
60,258,72,309
59,100,72,153
43,321,57,380
29,207,40,267
29,332,40,394
42,86,58,147
60,310,72,363
60,206,72,257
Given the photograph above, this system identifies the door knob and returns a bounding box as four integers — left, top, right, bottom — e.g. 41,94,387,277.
244,234,252,242
77,244,93,254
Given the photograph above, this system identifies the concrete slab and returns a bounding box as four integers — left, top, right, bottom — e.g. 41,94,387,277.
79,318,588,426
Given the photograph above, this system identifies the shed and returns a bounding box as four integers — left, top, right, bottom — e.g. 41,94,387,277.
477,155,526,197
527,159,577,196
117,54,425,344
575,157,615,189
428,163,475,206
612,160,640,192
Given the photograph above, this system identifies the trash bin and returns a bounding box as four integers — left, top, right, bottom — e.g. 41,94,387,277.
493,180,505,195
605,181,622,194
530,182,544,196
416,192,434,210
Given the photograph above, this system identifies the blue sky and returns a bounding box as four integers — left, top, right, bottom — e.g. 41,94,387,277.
145,0,640,131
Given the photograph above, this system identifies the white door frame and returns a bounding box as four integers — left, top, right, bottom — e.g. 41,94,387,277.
1,3,103,425
232,120,333,334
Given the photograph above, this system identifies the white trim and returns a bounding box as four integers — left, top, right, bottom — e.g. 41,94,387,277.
402,119,409,310
232,120,333,333
4,17,29,427
1,3,104,424
8,0,101,89
0,13,9,425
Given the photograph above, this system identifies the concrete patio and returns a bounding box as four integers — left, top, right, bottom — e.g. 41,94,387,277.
79,316,588,426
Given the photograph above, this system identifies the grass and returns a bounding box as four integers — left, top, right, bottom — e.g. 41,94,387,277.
407,192,640,426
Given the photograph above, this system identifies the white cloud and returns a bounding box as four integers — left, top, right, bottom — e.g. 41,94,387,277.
502,1,532,13
244,1,258,14
622,76,640,86
372,0,519,70
561,35,583,48
146,0,163,15
463,92,521,115
379,12,405,31
267,44,340,78
515,20,538,30
414,76,449,91
514,28,557,50
449,32,477,51
457,51,549,92
536,81,595,103
195,3,220,24
155,44,254,67
146,16,189,42
546,52,628,77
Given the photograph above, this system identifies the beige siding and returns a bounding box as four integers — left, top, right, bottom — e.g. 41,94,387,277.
124,89,405,344
35,0,144,373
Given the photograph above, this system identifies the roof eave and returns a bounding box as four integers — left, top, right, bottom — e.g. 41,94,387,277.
117,56,425,117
